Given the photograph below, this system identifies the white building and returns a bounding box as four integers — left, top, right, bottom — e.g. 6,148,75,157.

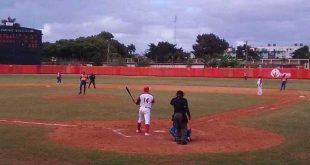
226,44,307,59
255,44,304,59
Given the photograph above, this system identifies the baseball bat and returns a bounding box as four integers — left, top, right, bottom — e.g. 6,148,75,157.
125,86,136,104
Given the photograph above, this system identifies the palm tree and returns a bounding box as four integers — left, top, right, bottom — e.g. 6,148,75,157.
127,44,136,56
1,19,7,25
1,16,20,27
7,16,16,23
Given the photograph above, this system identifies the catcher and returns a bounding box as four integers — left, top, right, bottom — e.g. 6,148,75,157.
169,123,192,142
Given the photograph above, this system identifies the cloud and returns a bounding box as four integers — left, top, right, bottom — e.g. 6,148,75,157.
142,25,174,42
41,16,133,42
2,0,309,52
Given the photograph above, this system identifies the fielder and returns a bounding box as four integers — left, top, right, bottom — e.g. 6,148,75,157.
257,76,263,96
243,71,247,80
56,72,62,84
135,86,155,136
78,72,88,95
280,74,288,91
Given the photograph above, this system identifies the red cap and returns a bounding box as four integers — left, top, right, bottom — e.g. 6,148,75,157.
143,86,149,92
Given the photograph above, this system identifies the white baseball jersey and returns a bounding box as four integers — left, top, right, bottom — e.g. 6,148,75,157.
257,78,263,87
257,78,263,95
138,93,154,109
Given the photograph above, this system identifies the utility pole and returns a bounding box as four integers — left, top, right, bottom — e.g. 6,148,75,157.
173,16,177,65
174,16,177,44
107,40,110,64
245,41,248,66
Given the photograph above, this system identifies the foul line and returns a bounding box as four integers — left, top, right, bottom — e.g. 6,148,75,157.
107,128,132,138
153,130,166,133
247,106,265,112
0,119,77,127
191,128,206,134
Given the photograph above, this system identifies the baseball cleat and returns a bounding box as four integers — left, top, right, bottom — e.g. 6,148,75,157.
144,133,150,136
136,130,141,133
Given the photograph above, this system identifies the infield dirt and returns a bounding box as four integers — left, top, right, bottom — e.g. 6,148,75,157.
1,84,309,155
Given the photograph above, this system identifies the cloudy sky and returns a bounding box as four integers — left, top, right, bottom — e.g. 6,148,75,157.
1,0,309,53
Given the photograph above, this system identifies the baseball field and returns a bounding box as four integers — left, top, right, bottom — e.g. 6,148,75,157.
0,74,309,165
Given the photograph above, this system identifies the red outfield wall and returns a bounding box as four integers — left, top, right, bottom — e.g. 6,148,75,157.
0,65,309,79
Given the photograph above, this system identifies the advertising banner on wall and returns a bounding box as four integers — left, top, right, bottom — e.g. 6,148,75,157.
270,68,291,78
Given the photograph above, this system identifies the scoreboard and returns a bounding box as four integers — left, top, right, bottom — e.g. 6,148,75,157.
0,25,42,64
0,26,41,49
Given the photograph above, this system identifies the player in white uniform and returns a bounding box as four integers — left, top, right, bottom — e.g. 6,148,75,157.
257,76,263,96
135,86,155,136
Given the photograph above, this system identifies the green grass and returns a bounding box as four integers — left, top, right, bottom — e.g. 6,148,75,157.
0,102,308,165
153,101,309,165
0,86,267,121
0,75,309,164
1,74,310,90
0,125,153,165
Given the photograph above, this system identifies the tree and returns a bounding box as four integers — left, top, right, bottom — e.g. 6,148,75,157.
292,46,310,59
145,42,186,63
218,55,240,67
127,44,136,57
192,33,229,61
7,16,16,23
40,31,131,65
247,48,261,60
236,45,245,59
97,31,114,40
236,44,261,60
1,16,20,27
1,19,7,25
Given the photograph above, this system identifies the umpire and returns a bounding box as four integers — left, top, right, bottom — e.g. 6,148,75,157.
170,90,191,145
88,73,96,89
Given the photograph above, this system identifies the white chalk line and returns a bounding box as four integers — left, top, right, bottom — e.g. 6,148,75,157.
107,128,132,138
0,119,77,127
247,106,265,112
0,119,133,138
191,128,206,134
0,119,199,138
153,130,166,133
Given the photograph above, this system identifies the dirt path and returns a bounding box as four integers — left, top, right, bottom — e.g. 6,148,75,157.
0,83,309,155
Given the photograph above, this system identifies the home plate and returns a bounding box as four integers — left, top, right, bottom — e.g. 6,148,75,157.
299,96,305,98
154,130,166,133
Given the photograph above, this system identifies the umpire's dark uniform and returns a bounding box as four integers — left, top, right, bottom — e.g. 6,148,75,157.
88,73,96,88
170,90,191,145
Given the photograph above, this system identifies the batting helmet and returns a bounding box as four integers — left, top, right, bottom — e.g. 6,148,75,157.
144,86,149,92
